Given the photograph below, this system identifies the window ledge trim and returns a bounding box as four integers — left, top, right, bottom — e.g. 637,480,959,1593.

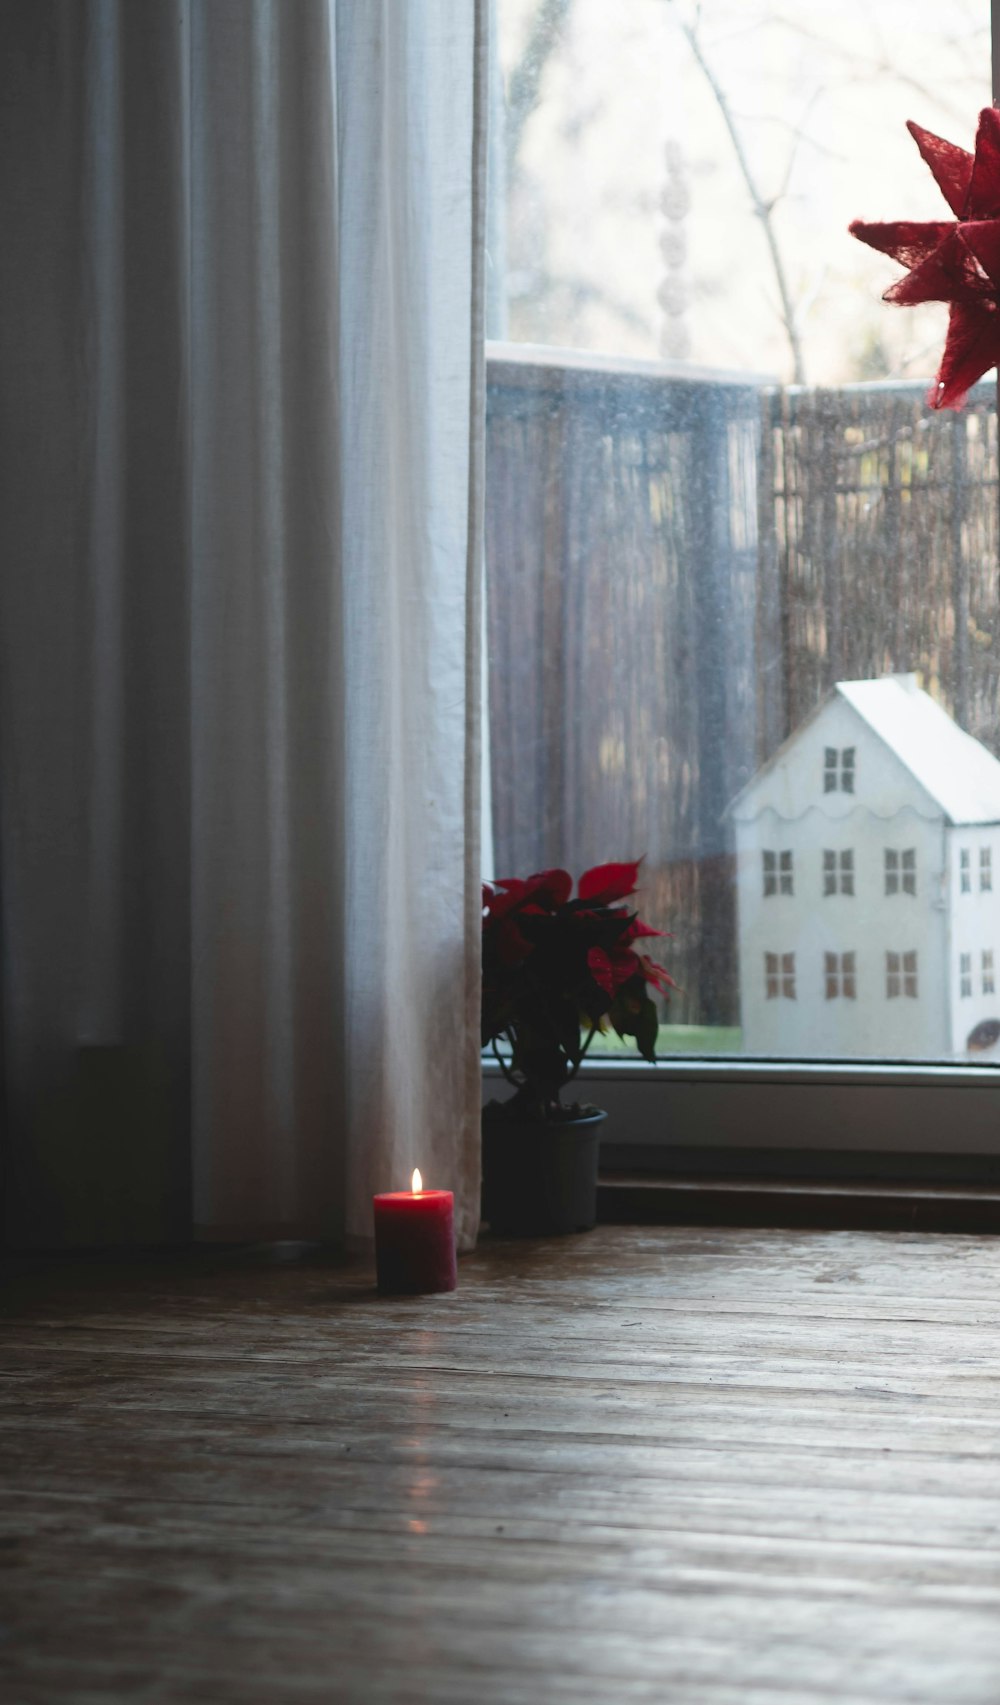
482,1055,1000,1089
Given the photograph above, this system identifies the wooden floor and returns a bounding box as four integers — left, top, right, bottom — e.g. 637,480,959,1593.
4,1225,1000,1704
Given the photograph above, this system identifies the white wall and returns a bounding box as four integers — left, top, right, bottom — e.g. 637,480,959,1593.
945,826,1000,1055
736,806,948,1059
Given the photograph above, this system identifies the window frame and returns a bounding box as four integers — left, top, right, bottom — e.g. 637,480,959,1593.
483,14,1000,1183
825,949,856,1001
762,848,792,897
824,847,854,896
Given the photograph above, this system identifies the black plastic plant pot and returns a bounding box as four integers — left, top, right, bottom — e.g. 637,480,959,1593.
481,1104,607,1236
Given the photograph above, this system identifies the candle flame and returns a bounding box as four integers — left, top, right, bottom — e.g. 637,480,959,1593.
411,1167,423,1194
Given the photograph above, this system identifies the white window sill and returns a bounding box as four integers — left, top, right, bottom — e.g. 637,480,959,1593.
482,1056,1000,1158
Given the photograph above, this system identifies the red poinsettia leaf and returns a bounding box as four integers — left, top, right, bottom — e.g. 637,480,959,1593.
524,868,573,907
483,879,528,921
967,106,1000,219
958,219,1000,289
587,946,615,996
849,218,954,272
589,945,645,996
929,300,1000,410
619,916,667,943
497,917,533,966
638,954,678,995
610,947,642,987
906,120,974,218
578,859,642,905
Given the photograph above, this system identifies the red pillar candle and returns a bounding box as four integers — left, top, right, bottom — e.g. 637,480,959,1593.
373,1170,457,1295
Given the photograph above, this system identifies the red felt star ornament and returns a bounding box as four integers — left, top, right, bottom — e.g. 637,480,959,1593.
850,106,1000,410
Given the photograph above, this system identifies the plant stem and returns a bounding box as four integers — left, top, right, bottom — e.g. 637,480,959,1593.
566,1023,599,1082
492,1035,520,1088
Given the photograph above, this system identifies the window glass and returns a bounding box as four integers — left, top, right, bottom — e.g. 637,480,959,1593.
763,850,776,896
488,0,993,1064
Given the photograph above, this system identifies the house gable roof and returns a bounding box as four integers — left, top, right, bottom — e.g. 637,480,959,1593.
730,674,1000,826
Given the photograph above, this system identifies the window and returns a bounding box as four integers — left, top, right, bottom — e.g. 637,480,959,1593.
487,1,1000,1169
887,951,918,1000
762,849,793,897
885,848,916,896
961,850,972,894
765,952,795,1000
981,848,993,892
961,952,973,998
824,748,855,794
823,849,854,896
825,951,856,1001
984,951,995,995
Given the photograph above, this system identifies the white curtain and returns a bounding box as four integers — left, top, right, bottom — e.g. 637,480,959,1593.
0,0,487,1252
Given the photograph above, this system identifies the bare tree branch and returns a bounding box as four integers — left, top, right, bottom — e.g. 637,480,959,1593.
671,7,808,382
505,0,573,187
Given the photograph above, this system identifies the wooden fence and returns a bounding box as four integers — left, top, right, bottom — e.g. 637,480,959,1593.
485,348,999,1027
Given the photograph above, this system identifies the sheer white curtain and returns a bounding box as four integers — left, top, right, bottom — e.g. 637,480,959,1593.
0,0,486,1251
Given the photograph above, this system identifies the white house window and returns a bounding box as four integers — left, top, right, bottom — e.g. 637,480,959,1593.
984,951,995,996
887,951,918,1000
824,748,855,794
825,951,856,1001
763,849,793,897
885,848,916,896
961,850,971,894
981,848,993,892
961,952,973,998
823,849,854,896
765,952,795,1000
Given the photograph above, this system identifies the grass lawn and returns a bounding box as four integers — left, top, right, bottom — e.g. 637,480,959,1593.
590,1024,743,1057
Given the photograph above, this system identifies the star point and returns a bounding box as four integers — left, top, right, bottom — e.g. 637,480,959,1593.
851,107,1000,409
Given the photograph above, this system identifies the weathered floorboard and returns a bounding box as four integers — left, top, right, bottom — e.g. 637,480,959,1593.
3,1226,1000,1702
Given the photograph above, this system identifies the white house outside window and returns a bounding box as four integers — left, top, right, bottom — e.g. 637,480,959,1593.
763,849,793,897
984,951,995,995
887,951,918,1000
981,847,993,891
823,849,854,896
825,951,856,1001
765,952,795,1000
961,952,973,998
824,747,855,794
885,848,916,896
961,849,972,893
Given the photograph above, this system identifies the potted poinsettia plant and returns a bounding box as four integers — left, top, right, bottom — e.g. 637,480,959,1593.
481,859,674,1235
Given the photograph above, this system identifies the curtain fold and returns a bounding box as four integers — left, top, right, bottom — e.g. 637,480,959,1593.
0,0,486,1252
